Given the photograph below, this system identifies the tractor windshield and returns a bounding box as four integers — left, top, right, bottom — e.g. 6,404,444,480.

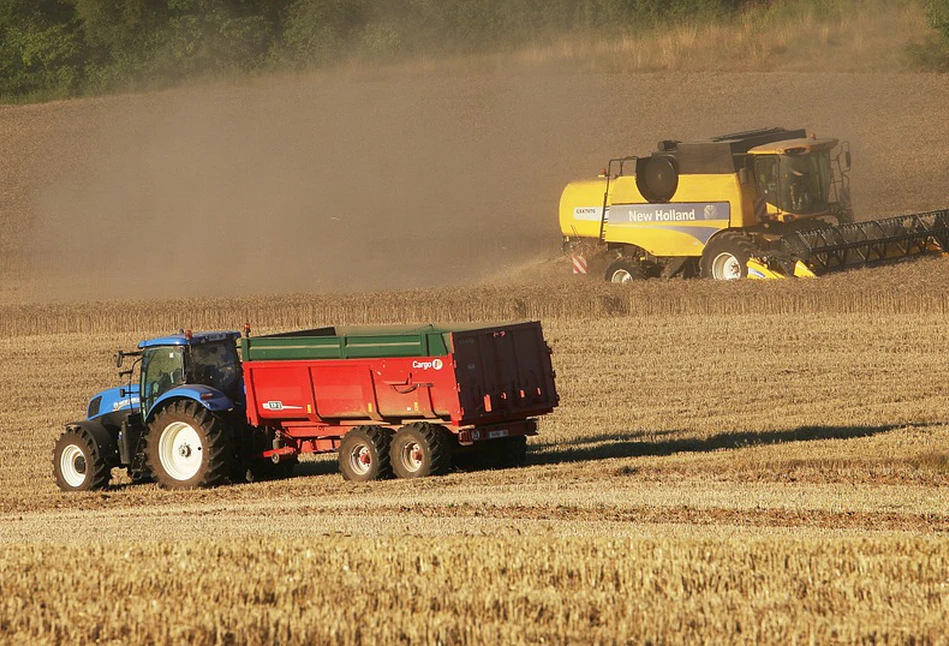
756,151,832,215
188,341,241,400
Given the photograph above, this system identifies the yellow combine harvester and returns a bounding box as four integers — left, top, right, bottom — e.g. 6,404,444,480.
560,127,949,281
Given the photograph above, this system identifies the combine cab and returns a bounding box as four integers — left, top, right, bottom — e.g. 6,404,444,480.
560,127,949,280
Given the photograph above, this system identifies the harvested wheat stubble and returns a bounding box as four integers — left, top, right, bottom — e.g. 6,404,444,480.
1,536,947,644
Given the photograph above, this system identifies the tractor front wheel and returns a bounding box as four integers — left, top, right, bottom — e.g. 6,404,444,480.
700,233,759,280
146,401,233,489
53,428,112,492
339,426,394,482
391,423,451,479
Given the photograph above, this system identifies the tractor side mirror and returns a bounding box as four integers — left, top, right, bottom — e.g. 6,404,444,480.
844,151,852,170
738,168,749,186
115,351,124,368
118,388,127,397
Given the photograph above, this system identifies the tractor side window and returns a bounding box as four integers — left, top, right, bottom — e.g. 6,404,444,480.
141,347,185,414
189,342,241,399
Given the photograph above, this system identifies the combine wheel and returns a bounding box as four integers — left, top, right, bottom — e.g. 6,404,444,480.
339,426,393,482
146,401,233,489
391,422,451,479
700,232,759,280
53,428,112,491
604,259,645,283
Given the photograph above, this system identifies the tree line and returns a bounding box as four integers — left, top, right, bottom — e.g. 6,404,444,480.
1,1,946,101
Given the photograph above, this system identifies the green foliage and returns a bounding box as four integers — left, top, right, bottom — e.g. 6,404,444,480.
0,0,938,102
924,0,949,37
0,0,85,99
907,0,949,71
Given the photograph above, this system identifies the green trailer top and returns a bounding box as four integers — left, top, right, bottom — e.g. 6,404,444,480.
241,323,521,361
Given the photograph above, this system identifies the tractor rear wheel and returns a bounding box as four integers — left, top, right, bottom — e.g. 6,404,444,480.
146,401,233,489
339,426,393,482
700,232,759,280
53,428,112,491
604,259,645,283
391,422,451,479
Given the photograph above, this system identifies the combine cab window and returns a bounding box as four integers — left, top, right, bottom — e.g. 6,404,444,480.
756,156,780,207
756,151,832,215
141,347,185,415
189,341,241,400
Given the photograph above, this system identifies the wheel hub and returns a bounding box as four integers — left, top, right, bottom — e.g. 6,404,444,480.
349,443,373,475
59,443,88,488
158,421,204,482
712,252,742,280
402,441,424,471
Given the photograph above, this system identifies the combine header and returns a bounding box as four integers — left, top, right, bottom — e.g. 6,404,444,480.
560,127,949,280
772,209,949,276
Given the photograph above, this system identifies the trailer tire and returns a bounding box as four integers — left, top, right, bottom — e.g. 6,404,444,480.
604,259,645,283
146,400,233,489
391,422,451,479
53,427,112,491
339,426,394,482
700,232,759,280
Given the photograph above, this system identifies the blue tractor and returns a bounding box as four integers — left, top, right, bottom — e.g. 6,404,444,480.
52,330,285,491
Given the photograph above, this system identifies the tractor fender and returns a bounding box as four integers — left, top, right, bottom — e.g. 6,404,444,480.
65,420,120,467
145,385,236,424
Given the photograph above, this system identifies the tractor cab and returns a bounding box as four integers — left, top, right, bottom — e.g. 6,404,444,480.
748,137,851,221
129,330,243,420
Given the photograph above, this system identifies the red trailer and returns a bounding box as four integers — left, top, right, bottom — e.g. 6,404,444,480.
241,321,559,481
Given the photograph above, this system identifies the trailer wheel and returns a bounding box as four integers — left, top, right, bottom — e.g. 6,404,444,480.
700,233,759,280
604,259,645,283
339,425,393,482
146,401,233,489
391,422,451,479
53,428,112,492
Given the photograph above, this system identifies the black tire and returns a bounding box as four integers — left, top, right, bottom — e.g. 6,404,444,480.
146,400,233,489
390,422,452,479
53,428,112,492
476,435,528,470
339,425,394,482
700,232,760,280
604,258,645,283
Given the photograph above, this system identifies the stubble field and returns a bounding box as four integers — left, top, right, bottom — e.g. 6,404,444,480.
3,41,949,642
3,266,949,643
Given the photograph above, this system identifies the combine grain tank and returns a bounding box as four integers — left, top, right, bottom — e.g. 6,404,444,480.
52,322,559,491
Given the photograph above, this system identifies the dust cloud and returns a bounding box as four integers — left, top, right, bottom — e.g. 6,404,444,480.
18,65,949,301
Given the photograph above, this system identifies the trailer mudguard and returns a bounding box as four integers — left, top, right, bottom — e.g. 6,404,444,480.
64,420,120,467
145,385,236,422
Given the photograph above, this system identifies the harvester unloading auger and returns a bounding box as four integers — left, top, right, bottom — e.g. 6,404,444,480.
559,127,949,281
